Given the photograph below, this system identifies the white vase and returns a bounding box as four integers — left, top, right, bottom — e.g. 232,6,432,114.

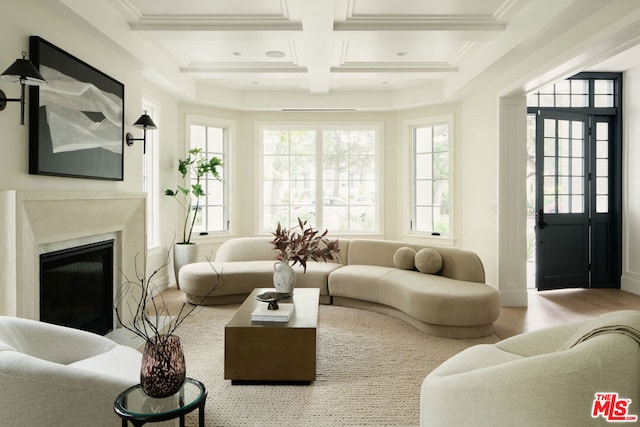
173,243,198,289
273,261,296,294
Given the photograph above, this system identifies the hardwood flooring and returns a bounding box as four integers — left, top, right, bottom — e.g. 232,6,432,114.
160,287,640,340
493,288,640,339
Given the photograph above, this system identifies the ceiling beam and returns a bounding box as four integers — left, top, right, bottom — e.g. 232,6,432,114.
129,14,302,32
299,0,335,94
334,16,506,32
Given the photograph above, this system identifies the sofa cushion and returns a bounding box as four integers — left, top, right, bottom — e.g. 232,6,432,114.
415,248,442,274
393,247,416,270
180,260,343,298
346,239,485,283
328,265,394,303
377,269,500,326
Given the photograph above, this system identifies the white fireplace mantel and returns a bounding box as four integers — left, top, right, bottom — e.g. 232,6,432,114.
0,191,146,325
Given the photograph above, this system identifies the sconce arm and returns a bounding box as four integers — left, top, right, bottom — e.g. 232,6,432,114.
0,89,23,110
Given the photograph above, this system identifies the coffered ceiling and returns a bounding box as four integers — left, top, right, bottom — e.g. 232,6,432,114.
113,0,520,93
57,0,640,109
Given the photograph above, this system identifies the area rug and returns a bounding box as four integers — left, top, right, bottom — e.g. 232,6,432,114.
177,304,499,426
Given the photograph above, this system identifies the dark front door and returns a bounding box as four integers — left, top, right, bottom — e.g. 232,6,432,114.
535,111,618,290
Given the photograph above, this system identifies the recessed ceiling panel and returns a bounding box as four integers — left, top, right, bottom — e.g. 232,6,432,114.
167,40,296,65
203,76,308,91
340,40,467,64
348,0,508,17
126,0,287,16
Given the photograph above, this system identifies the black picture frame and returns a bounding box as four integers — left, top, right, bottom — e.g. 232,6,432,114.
28,36,124,181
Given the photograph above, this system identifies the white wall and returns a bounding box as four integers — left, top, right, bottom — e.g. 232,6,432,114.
0,0,143,193
0,0,183,286
622,66,640,294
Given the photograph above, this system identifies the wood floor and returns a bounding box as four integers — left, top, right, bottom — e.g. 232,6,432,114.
493,288,640,339
160,287,640,340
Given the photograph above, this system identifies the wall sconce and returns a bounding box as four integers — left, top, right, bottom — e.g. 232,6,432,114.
0,51,46,125
126,112,157,154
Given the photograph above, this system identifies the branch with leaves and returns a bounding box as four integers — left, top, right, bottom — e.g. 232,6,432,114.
271,217,340,273
164,148,223,244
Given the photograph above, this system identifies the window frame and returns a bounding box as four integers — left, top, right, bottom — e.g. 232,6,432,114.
256,121,384,236
142,99,160,249
404,114,455,244
185,114,233,238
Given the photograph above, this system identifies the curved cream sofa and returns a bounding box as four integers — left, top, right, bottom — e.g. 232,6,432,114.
179,237,500,338
179,237,349,305
329,239,500,338
421,310,640,425
0,316,141,426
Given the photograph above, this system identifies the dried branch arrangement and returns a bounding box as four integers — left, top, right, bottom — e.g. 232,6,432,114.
114,248,222,343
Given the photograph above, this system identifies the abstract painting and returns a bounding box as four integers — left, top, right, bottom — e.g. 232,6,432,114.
28,36,124,180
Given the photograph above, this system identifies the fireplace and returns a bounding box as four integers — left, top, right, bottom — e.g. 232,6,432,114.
0,191,146,328
40,240,114,335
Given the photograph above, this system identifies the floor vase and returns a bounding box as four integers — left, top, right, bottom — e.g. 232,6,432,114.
173,243,198,289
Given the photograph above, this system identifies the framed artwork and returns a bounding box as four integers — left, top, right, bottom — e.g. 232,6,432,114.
28,36,124,181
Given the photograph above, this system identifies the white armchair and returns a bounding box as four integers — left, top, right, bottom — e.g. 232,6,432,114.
0,315,142,426
421,311,640,426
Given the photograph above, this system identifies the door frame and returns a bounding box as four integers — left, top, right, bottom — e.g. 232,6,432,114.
528,72,623,290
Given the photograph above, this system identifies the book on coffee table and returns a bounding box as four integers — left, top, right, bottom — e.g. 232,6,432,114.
251,303,295,322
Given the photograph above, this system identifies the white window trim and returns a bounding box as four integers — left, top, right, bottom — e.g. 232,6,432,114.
142,99,160,250
184,114,234,240
255,121,384,236
403,114,455,246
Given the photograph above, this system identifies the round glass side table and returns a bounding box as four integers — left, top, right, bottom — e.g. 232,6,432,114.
114,377,207,427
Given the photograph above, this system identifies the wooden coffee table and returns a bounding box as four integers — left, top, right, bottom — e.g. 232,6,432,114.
224,287,319,384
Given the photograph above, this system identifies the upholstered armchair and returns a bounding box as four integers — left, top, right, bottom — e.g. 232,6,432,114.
421,311,640,426
0,316,142,426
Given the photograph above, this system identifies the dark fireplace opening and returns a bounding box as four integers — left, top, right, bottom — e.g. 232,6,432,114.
40,239,114,335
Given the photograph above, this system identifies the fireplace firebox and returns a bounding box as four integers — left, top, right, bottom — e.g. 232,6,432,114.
39,240,114,335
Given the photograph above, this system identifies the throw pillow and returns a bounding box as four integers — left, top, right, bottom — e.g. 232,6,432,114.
393,247,416,270
415,248,443,274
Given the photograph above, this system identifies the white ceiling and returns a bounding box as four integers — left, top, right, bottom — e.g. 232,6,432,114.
114,0,518,93
58,0,640,110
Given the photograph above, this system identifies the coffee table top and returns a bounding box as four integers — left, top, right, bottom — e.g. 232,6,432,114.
226,288,319,329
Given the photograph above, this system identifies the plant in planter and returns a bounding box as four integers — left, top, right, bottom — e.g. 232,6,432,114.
165,148,223,244
270,218,340,294
114,250,222,398
164,148,222,287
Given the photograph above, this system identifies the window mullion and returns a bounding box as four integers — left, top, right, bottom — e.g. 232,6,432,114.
411,128,417,231
316,129,323,229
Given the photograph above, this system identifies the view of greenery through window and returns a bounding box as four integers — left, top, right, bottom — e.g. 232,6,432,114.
412,122,450,234
262,127,378,233
190,124,227,233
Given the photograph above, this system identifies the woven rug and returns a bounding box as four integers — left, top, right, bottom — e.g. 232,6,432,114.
177,304,499,426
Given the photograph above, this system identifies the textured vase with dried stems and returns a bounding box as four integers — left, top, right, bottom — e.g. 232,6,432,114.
271,218,340,294
140,334,186,398
115,249,222,397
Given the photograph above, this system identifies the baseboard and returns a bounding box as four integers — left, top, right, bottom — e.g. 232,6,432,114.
499,289,528,307
621,273,640,296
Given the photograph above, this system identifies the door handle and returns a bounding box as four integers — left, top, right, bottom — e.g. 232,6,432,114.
536,209,548,229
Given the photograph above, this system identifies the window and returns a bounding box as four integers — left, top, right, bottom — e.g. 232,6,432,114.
410,116,453,235
142,100,159,247
261,124,380,233
186,116,230,234
527,78,616,108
